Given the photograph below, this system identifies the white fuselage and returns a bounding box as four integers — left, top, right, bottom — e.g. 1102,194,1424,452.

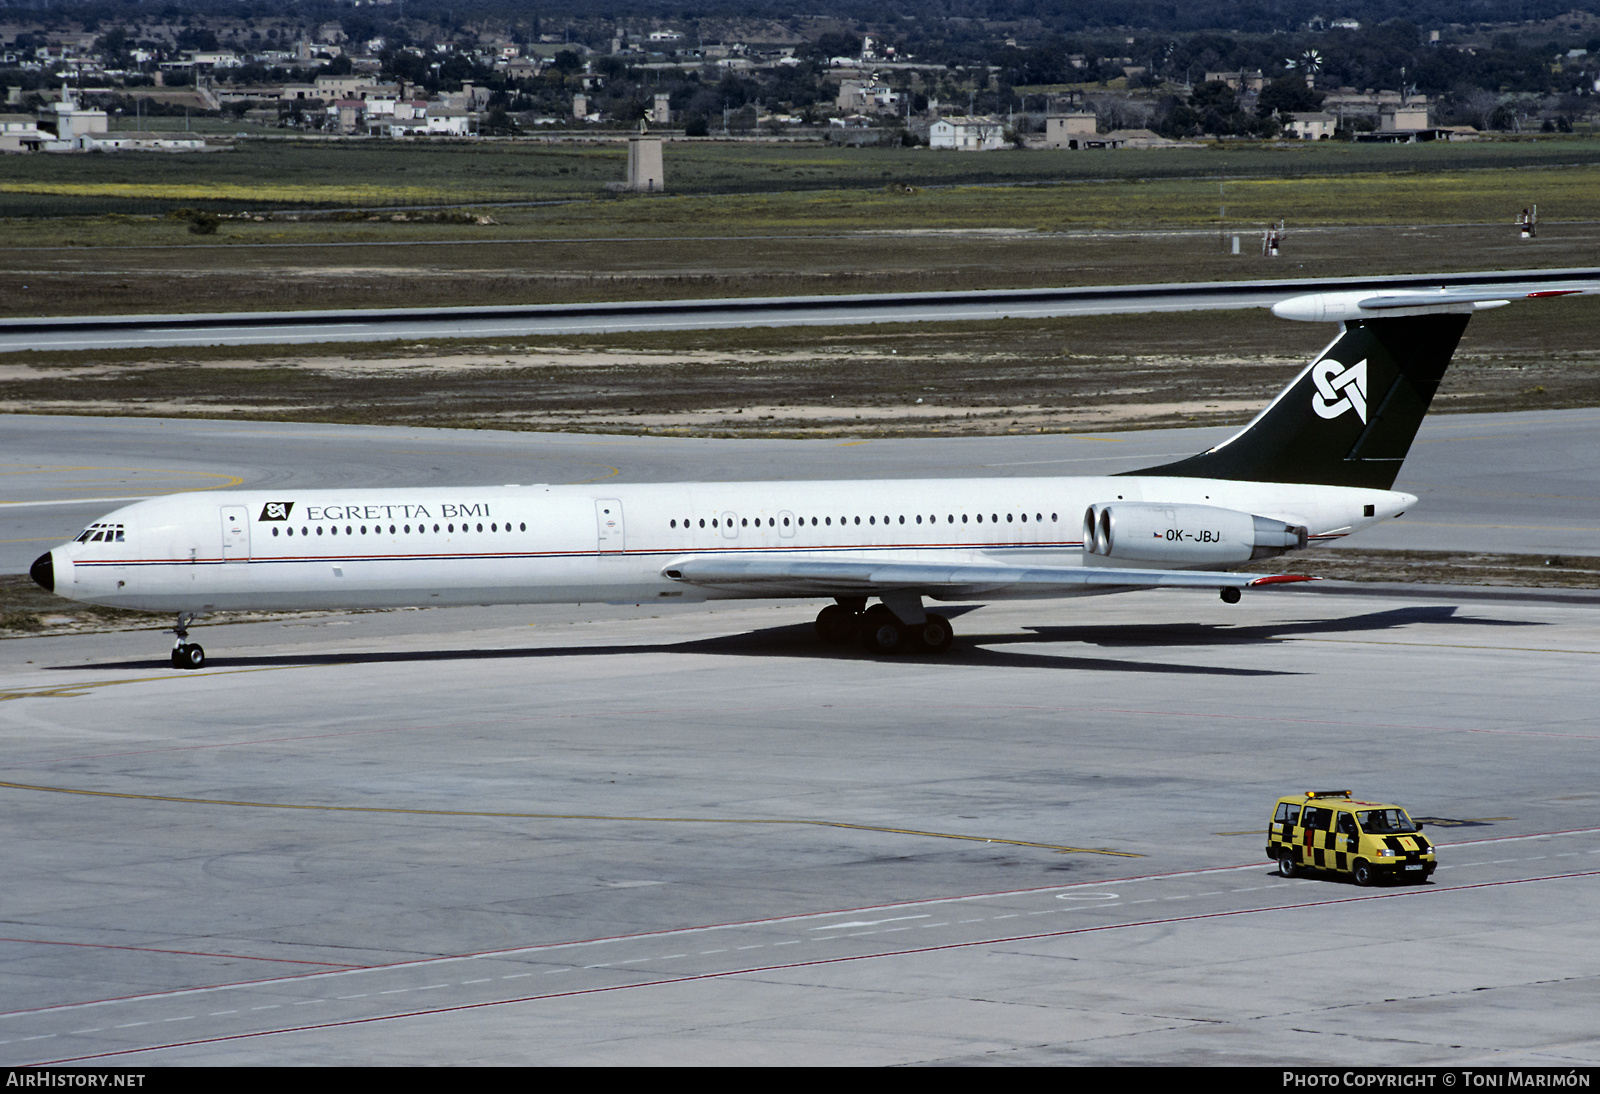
45,476,1410,613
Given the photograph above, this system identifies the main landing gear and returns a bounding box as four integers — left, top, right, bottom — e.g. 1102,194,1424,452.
168,612,205,669
814,597,955,656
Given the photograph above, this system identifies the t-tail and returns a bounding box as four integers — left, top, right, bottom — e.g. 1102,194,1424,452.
1134,281,1595,490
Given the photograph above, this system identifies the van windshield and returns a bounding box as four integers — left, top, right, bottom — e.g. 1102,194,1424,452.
1356,809,1417,833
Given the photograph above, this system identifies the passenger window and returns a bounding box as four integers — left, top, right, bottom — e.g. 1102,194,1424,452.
1301,806,1332,831
1274,802,1300,825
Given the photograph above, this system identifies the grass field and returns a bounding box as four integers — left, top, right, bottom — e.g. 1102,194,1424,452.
6,135,1600,214
2,135,1595,442
3,136,1597,320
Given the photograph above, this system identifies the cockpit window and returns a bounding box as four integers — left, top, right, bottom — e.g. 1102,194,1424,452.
76,523,125,543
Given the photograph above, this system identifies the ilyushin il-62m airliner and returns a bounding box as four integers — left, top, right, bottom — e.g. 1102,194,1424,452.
29,285,1589,668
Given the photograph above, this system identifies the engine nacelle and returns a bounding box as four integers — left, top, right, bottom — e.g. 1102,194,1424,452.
1082,503,1308,566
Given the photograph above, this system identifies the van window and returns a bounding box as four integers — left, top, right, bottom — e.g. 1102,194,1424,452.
1356,809,1417,833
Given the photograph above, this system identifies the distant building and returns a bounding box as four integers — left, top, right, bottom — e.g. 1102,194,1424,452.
77,130,207,152
1204,70,1266,93
1380,104,1430,130
1043,112,1096,148
1285,112,1337,140
836,79,900,115
38,84,106,143
315,74,381,98
929,115,1006,151
0,114,46,152
425,108,472,135
626,136,664,191
333,98,365,135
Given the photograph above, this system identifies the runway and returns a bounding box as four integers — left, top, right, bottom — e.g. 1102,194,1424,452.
2,408,1599,1064
6,267,1599,352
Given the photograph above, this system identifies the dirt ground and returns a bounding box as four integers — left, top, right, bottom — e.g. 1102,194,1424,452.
6,297,1598,437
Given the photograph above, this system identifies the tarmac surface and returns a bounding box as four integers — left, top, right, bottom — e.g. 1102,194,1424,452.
3,411,1599,1065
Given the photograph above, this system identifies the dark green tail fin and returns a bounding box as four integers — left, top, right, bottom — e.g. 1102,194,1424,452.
1135,314,1470,490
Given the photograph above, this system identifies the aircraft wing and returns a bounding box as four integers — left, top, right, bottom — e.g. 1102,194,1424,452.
661,556,1312,598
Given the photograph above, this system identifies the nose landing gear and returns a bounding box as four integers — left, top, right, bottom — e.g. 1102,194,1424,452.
167,612,206,669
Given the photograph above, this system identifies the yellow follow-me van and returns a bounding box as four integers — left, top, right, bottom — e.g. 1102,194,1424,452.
1268,790,1436,885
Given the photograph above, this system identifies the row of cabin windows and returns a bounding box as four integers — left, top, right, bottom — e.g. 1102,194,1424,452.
271,522,527,537
667,512,1061,530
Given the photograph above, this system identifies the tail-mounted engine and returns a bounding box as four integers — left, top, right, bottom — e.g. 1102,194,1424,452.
1083,503,1308,566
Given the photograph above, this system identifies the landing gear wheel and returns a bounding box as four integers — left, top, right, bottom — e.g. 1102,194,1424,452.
1220,587,1242,604
858,604,903,655
911,614,954,654
815,604,859,645
166,612,205,669
1277,853,1298,878
1353,861,1374,887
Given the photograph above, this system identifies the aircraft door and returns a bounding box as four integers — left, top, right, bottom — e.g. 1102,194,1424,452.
779,510,796,538
221,506,250,561
721,511,738,539
595,499,625,553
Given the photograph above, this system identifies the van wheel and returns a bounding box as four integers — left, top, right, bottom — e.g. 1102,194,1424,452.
1353,862,1374,887
1277,853,1297,878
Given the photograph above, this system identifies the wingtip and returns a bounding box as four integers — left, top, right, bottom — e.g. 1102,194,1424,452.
1247,573,1319,587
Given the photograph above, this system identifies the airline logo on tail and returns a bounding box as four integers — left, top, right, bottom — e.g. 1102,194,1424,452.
1312,357,1368,423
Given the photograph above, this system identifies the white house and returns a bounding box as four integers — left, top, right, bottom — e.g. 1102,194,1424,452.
1285,112,1337,139
929,115,1006,151
0,114,46,152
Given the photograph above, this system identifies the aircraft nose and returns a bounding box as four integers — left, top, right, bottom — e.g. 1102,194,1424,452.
30,551,54,593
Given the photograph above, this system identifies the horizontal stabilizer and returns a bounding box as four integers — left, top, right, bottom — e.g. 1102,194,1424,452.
1273,281,1597,323
661,556,1311,598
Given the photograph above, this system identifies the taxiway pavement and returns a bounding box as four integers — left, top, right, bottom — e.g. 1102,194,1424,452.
3,410,1600,1064
2,588,1599,1065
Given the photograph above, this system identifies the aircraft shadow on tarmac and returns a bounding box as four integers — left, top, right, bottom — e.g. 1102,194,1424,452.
76,602,1538,677
1024,602,1543,648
